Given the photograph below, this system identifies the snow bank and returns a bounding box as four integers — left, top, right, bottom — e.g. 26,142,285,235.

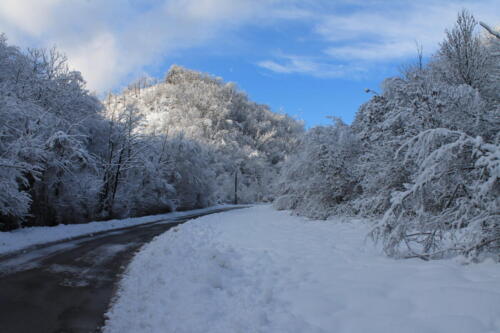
0,205,239,256
104,205,500,333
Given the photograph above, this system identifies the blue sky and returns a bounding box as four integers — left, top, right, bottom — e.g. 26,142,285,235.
0,0,498,127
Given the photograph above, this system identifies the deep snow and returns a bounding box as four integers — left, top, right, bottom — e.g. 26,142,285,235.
104,205,500,333
0,205,239,256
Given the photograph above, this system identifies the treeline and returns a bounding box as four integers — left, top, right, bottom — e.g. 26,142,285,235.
274,11,499,260
0,36,302,231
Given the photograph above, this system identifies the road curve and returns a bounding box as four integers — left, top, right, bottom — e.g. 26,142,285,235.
0,206,244,333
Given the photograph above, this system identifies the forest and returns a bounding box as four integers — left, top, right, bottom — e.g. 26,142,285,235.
0,10,498,261
0,38,303,230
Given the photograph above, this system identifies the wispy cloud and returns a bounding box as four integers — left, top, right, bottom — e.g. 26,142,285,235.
259,0,500,76
319,0,499,59
325,41,418,61
257,53,365,78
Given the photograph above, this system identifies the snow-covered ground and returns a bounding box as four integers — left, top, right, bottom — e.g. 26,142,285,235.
0,205,240,256
104,205,500,333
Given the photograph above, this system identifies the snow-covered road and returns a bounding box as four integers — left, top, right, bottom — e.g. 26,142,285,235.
104,205,500,333
0,205,243,257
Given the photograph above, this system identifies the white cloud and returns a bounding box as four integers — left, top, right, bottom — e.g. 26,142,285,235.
0,0,286,92
65,32,121,92
314,0,500,61
0,0,62,36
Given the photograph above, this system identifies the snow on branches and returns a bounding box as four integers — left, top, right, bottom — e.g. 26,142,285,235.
372,129,499,259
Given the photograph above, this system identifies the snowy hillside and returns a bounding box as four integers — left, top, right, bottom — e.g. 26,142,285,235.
104,66,304,204
104,206,500,333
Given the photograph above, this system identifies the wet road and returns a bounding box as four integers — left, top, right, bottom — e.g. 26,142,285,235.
0,207,242,333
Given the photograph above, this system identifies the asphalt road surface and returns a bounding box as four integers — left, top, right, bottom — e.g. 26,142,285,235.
0,207,243,333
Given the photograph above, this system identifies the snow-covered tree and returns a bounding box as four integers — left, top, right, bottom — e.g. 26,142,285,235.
434,10,491,89
0,35,104,229
274,119,362,219
29,131,100,225
372,129,499,259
